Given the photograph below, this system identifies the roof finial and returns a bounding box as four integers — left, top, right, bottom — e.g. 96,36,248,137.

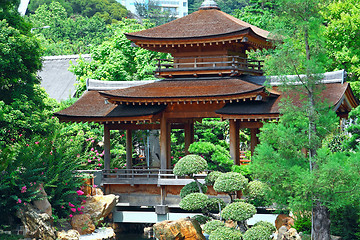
199,0,220,10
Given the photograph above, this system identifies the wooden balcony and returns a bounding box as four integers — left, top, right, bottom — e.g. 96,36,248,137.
155,56,264,78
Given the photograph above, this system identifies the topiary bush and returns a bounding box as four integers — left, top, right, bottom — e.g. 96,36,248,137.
209,226,243,240
173,154,207,177
180,182,208,198
243,225,272,240
221,202,256,222
205,171,224,186
192,215,211,225
213,172,248,201
179,193,208,211
244,180,272,207
203,220,225,234
253,221,276,233
205,198,226,213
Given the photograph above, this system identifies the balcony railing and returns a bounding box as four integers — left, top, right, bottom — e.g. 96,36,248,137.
102,168,207,186
155,56,264,77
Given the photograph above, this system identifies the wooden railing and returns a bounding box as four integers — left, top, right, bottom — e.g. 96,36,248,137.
155,56,264,76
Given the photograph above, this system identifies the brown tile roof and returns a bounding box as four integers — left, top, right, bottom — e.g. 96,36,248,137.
125,9,270,40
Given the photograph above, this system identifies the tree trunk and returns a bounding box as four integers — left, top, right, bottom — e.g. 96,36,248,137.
312,201,331,240
192,177,203,194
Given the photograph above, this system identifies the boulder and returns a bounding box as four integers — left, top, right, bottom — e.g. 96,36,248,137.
81,194,117,226
57,229,80,240
277,226,288,240
70,214,96,235
16,203,56,240
282,228,301,240
275,214,294,230
33,183,52,216
153,217,206,240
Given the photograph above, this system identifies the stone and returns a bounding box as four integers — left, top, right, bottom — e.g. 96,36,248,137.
33,183,52,216
70,214,96,235
224,220,237,228
275,214,294,230
16,203,56,240
277,226,288,240
57,229,80,240
81,194,117,226
282,228,301,240
153,217,206,240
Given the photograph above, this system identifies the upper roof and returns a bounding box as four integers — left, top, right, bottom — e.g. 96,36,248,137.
125,9,270,43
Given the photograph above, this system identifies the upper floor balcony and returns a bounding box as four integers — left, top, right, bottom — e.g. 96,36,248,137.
154,56,264,78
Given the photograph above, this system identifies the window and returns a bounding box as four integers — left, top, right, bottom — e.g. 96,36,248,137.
183,2,187,6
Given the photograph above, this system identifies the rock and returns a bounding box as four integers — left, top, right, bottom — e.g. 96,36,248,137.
79,227,115,240
71,214,96,235
153,217,206,240
82,194,117,226
16,203,56,240
57,229,80,240
275,214,294,230
224,220,237,228
33,183,52,216
282,228,301,240
94,187,104,196
277,226,288,240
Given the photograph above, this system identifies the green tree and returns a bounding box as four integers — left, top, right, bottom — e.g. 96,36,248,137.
134,0,176,26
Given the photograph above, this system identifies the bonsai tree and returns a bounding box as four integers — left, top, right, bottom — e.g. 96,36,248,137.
213,172,248,202
180,181,208,198
179,192,208,211
174,154,207,193
209,226,243,240
244,180,272,207
205,171,223,186
243,225,273,240
221,202,256,232
203,220,225,235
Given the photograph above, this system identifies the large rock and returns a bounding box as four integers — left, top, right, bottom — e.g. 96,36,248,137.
57,229,80,240
33,183,52,216
153,218,206,240
70,214,96,235
16,203,56,240
81,194,117,225
275,214,294,230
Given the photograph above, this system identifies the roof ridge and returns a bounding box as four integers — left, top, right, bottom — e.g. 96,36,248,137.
43,54,91,61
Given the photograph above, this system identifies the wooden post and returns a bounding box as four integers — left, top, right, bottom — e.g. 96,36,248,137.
250,128,259,155
229,119,240,165
184,120,194,155
160,114,170,170
126,129,133,169
104,124,111,170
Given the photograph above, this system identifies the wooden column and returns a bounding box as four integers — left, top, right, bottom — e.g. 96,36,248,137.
104,124,111,170
229,119,240,165
250,128,259,155
184,120,194,155
126,129,133,169
160,114,170,170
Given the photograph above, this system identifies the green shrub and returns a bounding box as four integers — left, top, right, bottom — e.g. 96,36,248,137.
244,180,271,207
180,182,208,198
253,221,276,233
173,155,207,176
192,215,211,225
221,202,256,222
205,171,224,186
205,198,226,212
209,226,243,240
213,172,248,193
231,164,253,180
203,220,225,234
243,225,272,240
179,193,208,211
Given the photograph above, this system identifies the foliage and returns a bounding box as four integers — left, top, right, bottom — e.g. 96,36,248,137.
293,212,312,234
213,172,248,194
243,225,272,240
209,226,243,240
180,182,208,198
345,106,360,150
244,180,272,207
221,202,256,222
203,220,225,234
194,118,230,147
191,215,211,225
330,204,360,240
179,193,208,211
173,154,207,177
134,0,176,26
70,19,168,96
231,164,253,180
188,142,233,172
205,171,223,186
253,221,276,233
204,198,226,213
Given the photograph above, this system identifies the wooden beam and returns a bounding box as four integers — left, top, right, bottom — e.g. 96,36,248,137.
229,120,240,165
126,129,133,169
184,120,194,155
250,128,260,156
238,121,264,129
160,114,170,170
104,124,111,170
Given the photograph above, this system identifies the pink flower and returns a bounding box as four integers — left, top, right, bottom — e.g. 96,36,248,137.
19,134,22,137
61,205,65,209
95,150,98,153
77,154,80,158
98,158,101,162
88,159,92,163
17,199,22,204
21,186,27,193
77,207,81,211
70,139,73,142
69,202,75,207
70,208,76,212
35,142,39,144
93,185,98,188
80,212,83,214
96,153,99,156
90,148,94,151
81,206,85,209
76,190,84,196
26,144,29,146
94,168,97,170
82,200,87,204
114,167,118,169
69,214,73,218
24,202,27,205
98,163,102,167
91,140,95,143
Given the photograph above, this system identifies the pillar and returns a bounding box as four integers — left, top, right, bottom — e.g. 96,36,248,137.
104,124,111,170
160,114,170,170
250,128,259,155
126,129,133,169
229,119,240,165
184,120,194,155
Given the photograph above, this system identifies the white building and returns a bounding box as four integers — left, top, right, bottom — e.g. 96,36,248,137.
118,0,188,18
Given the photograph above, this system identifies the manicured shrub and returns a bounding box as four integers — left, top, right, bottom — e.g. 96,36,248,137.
205,171,224,186
205,198,226,212
203,220,225,234
180,182,208,198
243,225,272,240
253,221,276,233
213,172,248,193
192,215,211,225
221,202,256,222
173,155,207,176
244,180,271,207
179,193,208,211
209,226,243,240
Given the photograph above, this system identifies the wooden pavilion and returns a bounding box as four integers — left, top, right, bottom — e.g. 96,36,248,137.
55,0,358,209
